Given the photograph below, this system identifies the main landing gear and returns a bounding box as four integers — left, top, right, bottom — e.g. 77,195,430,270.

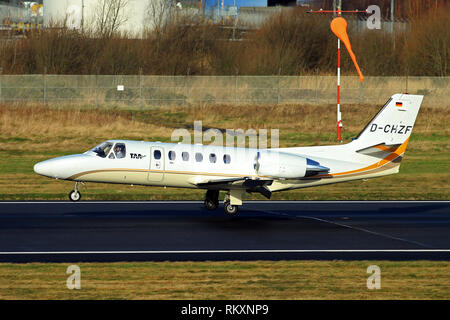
223,192,239,216
69,182,84,202
204,190,240,216
223,200,238,215
204,190,219,211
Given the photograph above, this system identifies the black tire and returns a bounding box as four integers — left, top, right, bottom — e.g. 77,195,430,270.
204,190,219,211
224,201,238,216
69,190,81,202
204,198,218,211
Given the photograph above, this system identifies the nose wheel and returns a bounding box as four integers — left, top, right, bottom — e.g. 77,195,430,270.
69,190,81,202
68,182,83,202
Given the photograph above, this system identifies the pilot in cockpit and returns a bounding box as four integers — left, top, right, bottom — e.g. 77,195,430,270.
114,145,125,159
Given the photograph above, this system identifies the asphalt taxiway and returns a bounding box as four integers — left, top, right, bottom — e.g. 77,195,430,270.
0,201,449,262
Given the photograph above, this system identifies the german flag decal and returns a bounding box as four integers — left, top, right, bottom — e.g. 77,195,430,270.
396,102,403,107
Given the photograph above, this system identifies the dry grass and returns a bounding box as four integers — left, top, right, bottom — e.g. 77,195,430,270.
185,102,450,135
0,261,449,299
1,102,447,151
0,104,167,151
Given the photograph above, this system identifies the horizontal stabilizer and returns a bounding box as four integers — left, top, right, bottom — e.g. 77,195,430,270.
356,143,402,158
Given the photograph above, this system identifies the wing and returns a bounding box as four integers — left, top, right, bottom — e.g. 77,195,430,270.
192,177,274,199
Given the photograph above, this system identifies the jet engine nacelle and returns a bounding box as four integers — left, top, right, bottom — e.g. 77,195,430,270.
255,151,307,179
255,151,330,179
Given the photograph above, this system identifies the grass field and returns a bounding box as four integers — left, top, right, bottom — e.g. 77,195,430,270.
0,102,448,200
1,261,449,299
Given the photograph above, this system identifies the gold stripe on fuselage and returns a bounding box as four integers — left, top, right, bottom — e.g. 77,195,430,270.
68,169,261,181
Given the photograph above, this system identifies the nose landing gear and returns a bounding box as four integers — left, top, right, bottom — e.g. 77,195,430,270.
68,182,84,202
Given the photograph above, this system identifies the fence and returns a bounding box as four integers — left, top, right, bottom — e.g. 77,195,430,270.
0,74,448,108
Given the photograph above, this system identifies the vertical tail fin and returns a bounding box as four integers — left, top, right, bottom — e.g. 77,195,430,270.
352,94,423,151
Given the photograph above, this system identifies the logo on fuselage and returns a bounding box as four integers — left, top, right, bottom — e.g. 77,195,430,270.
130,153,146,159
370,124,412,134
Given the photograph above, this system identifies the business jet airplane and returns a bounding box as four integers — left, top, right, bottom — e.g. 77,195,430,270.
34,93,423,215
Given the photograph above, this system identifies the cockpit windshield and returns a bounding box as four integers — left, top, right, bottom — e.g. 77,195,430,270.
91,142,113,158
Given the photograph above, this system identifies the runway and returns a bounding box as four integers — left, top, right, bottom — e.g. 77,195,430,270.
0,201,449,262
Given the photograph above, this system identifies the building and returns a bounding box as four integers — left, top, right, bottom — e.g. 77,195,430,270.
204,0,268,9
0,0,43,28
43,0,167,37
202,0,300,25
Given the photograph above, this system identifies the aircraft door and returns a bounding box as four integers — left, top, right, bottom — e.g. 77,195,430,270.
148,147,165,181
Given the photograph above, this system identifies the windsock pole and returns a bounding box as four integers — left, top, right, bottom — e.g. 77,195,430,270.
337,8,342,142
308,6,365,142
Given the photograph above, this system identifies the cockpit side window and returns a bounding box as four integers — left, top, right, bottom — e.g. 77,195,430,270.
91,142,113,158
113,143,126,159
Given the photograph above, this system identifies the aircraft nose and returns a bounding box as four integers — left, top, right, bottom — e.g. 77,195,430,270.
34,154,90,180
34,160,54,177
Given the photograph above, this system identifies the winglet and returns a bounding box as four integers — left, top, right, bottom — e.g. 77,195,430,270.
330,17,364,82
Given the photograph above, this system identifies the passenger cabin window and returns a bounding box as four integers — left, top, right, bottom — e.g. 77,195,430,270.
154,150,161,160
113,143,126,159
223,154,231,164
195,153,203,162
209,153,217,163
91,142,113,158
182,152,189,161
168,151,176,161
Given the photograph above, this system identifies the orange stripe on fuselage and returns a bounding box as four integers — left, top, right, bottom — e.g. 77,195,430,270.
313,138,410,178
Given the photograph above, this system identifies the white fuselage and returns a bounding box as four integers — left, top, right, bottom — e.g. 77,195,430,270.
33,139,401,193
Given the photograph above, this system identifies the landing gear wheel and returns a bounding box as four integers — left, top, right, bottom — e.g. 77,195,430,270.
204,198,218,211
69,190,81,202
204,190,219,211
224,201,238,216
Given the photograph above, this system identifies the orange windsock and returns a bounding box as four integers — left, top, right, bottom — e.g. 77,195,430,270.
330,17,364,82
